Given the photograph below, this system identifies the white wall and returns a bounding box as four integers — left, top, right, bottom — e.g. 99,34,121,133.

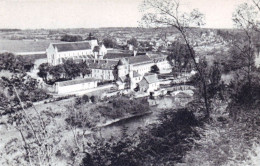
147,82,160,92
56,81,97,94
132,63,153,76
91,69,115,80
46,44,57,65
156,61,172,73
46,44,93,65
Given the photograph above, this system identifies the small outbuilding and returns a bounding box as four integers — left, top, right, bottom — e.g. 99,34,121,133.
138,74,160,93
54,78,98,94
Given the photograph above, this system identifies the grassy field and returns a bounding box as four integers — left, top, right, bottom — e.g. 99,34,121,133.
0,39,60,53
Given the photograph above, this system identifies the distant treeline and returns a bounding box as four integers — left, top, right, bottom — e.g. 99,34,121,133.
0,29,21,32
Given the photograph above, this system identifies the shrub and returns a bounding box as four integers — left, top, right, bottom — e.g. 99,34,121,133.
82,95,89,103
90,96,96,103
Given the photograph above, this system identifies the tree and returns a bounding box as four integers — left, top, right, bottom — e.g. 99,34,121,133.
82,94,89,103
49,64,65,81
79,61,91,78
63,59,81,79
140,0,210,119
167,41,194,73
151,64,160,74
190,59,222,108
102,37,117,48
90,96,96,103
0,53,34,73
61,34,83,42
37,63,49,82
82,109,200,166
127,37,138,47
232,2,259,104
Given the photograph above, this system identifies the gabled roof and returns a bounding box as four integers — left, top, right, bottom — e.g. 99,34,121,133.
143,74,159,84
86,59,119,70
147,53,168,60
104,53,133,59
175,92,192,98
57,78,98,87
128,55,153,65
51,41,91,52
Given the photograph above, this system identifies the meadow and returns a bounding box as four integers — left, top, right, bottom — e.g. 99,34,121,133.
0,39,60,53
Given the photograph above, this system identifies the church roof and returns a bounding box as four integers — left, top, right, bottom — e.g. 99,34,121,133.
52,42,91,52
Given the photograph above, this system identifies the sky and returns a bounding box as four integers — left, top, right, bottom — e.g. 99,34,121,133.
0,0,249,29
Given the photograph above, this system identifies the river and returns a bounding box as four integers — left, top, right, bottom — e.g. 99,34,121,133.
95,96,193,140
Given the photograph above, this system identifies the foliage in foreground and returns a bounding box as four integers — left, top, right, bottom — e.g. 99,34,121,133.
0,52,34,73
0,74,51,115
81,109,201,166
66,97,150,129
38,59,91,84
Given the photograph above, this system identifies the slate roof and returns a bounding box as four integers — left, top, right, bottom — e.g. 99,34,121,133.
52,42,91,52
175,92,192,98
128,55,153,65
143,74,159,84
86,59,119,70
57,78,98,87
147,53,168,60
104,53,133,59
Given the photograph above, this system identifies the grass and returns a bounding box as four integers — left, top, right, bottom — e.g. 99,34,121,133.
0,39,60,53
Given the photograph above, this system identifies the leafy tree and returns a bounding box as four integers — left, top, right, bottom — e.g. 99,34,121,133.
191,59,223,108
127,37,138,47
37,63,50,82
82,109,200,166
167,41,194,73
0,53,34,73
61,34,83,42
232,2,259,104
140,0,211,119
82,94,89,103
1,73,50,114
79,61,91,78
151,64,160,74
49,64,65,81
90,96,96,103
102,37,117,48
63,59,81,79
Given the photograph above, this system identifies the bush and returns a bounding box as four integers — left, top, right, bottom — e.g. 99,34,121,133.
90,96,96,103
82,95,89,103
85,109,200,166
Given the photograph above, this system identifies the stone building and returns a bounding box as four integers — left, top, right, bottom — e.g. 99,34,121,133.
54,78,98,94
